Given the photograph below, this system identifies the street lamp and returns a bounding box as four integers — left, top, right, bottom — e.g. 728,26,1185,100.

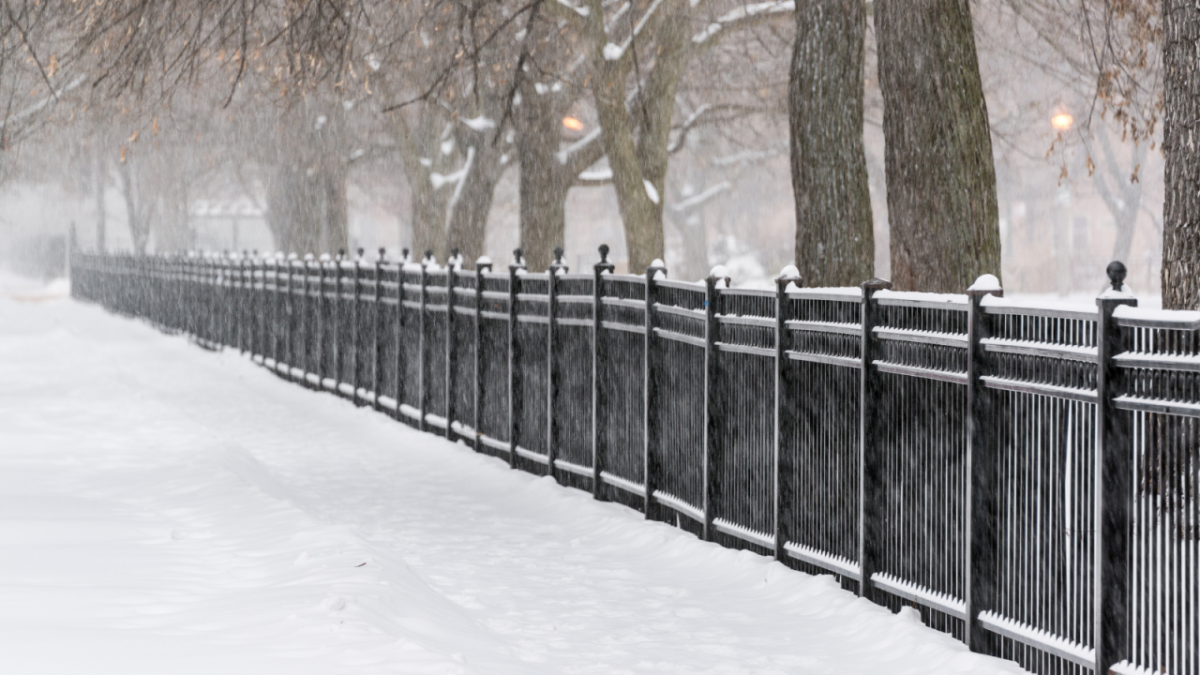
562,116,584,131
1051,112,1073,131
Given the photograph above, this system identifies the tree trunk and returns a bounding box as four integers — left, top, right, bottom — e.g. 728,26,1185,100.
95,149,106,253
591,58,664,274
264,103,349,257
446,147,504,266
789,0,874,287
875,0,1000,292
1162,0,1200,309
518,86,571,271
117,153,150,255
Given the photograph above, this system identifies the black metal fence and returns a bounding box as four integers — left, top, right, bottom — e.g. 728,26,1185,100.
69,247,1196,675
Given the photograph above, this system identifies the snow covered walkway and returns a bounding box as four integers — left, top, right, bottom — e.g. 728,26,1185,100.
0,287,1026,674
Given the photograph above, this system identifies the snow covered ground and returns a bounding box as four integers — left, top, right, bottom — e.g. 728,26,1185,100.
0,280,1028,674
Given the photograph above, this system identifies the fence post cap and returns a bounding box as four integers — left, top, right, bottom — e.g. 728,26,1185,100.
1106,261,1127,291
776,264,801,283
598,244,610,263
966,274,1002,294
707,265,730,289
476,255,492,267
861,277,892,291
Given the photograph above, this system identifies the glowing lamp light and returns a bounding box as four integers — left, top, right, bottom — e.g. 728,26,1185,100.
562,117,585,131
1051,113,1073,131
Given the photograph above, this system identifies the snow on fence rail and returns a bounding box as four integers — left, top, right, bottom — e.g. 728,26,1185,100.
70,248,1196,675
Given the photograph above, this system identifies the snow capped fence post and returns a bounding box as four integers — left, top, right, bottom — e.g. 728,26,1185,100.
508,249,526,469
270,251,280,362
286,253,298,374
703,266,730,541
592,245,614,499
858,277,892,601
317,255,328,383
446,249,461,441
1095,261,1136,675
965,273,1002,655
774,265,802,561
373,249,385,412
353,249,365,404
644,258,668,520
237,253,248,354
250,253,260,358
302,254,313,382
394,248,412,424
548,248,567,483
334,249,346,389
474,256,493,450
419,250,431,432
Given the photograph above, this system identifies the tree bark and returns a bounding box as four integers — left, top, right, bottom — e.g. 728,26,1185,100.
789,0,874,287
875,0,1000,292
1162,0,1200,309
264,102,349,256
446,142,507,266
95,148,106,253
518,84,572,271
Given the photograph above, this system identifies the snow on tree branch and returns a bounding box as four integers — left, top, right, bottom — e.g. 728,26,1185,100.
670,181,730,212
691,0,795,45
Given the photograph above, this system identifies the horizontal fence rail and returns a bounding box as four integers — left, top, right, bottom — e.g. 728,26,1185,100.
69,249,1196,675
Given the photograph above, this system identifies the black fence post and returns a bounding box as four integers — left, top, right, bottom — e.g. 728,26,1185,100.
508,249,525,469
592,245,614,499
419,250,431,432
644,257,667,519
1096,261,1136,675
774,265,801,561
334,249,346,388
548,247,569,481
394,248,411,423
302,254,313,382
287,253,297,374
703,266,729,541
447,248,460,441
249,253,259,357
373,248,385,411
239,252,249,351
316,255,327,381
965,273,1002,654
858,276,892,600
475,256,493,446
353,248,365,403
